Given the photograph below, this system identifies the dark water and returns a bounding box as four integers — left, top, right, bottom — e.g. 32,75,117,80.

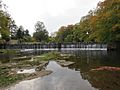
0,50,120,90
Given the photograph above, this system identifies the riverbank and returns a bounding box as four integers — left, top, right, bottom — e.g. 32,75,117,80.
0,51,75,89
0,49,18,54
0,62,52,89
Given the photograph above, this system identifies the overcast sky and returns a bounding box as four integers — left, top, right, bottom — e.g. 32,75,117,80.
3,0,103,35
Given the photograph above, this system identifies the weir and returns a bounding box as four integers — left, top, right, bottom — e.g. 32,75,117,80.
0,42,107,50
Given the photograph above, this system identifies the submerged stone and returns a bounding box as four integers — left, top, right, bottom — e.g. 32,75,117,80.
57,60,75,67
90,66,120,71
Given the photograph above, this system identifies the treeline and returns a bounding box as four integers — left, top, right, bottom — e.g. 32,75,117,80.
0,1,32,43
54,0,120,43
0,0,120,44
0,1,49,44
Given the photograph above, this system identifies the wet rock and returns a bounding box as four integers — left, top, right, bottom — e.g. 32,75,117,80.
90,66,120,71
23,70,53,80
35,65,43,71
35,61,49,71
60,54,73,57
13,56,31,61
57,60,75,67
20,69,24,72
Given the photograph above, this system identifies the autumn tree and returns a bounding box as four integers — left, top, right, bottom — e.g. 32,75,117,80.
94,0,120,42
55,25,74,42
55,0,120,43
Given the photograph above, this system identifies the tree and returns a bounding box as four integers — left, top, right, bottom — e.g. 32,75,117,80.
35,21,46,32
73,0,120,43
88,0,120,42
0,1,11,42
24,29,30,36
72,24,83,42
23,29,32,42
0,1,33,43
33,21,48,42
9,20,18,39
16,26,24,43
54,0,120,43
55,25,74,42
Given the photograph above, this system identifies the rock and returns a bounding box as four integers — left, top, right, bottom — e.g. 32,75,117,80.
24,70,53,80
35,65,43,71
60,54,73,57
13,56,31,61
57,60,75,67
90,66,120,71
35,61,49,71
20,69,24,72
57,60,66,62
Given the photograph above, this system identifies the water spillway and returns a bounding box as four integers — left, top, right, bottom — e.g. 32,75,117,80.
0,42,107,50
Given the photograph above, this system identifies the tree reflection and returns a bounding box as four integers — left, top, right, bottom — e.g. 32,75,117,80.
66,51,120,90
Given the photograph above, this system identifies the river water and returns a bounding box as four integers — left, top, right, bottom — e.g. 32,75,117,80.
7,61,97,90
1,50,120,90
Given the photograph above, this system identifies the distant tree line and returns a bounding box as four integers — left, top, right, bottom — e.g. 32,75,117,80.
0,1,32,43
0,1,49,44
0,0,120,44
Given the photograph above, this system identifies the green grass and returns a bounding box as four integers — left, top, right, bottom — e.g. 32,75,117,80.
34,51,63,61
0,49,19,54
0,67,25,87
0,51,74,88
0,74,25,87
0,52,63,88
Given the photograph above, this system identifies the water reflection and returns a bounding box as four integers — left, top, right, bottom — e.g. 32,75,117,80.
7,61,97,90
65,51,120,90
1,50,120,90
0,50,51,63
67,51,120,72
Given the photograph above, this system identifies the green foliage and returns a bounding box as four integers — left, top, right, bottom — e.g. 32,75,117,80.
15,26,32,43
55,25,74,42
16,26,24,40
33,21,48,42
34,51,63,61
65,35,74,42
0,1,32,43
0,2,11,42
0,67,25,87
48,36,56,42
9,20,18,39
0,0,119,43
0,49,17,54
54,0,120,43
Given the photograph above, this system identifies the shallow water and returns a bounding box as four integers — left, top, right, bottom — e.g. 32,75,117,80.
7,61,97,90
1,50,120,90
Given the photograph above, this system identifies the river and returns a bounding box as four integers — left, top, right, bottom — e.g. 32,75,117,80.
0,50,120,90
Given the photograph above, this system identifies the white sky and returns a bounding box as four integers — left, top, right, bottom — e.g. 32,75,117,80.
3,0,103,35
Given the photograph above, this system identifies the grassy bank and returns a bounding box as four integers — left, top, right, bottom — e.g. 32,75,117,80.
0,51,74,88
34,51,63,61
34,51,75,61
0,49,19,54
0,67,25,88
